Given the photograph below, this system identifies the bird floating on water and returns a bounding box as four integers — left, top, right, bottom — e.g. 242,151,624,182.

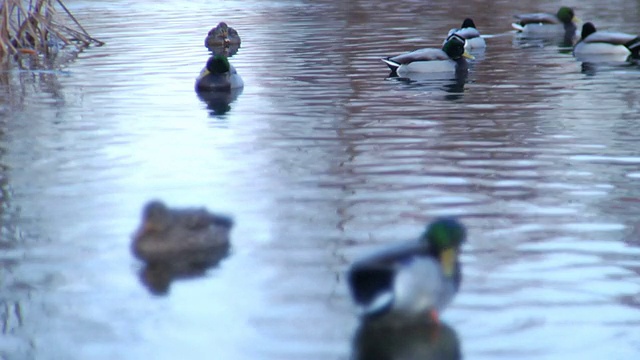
382,34,473,77
131,200,233,263
347,218,467,324
195,55,244,92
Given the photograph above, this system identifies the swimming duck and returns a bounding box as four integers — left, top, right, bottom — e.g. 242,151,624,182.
382,34,473,76
512,6,579,41
204,22,241,48
573,22,640,61
195,55,244,92
444,18,486,50
131,200,233,263
347,218,466,323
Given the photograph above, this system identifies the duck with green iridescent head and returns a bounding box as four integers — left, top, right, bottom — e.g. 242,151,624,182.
573,22,640,63
347,218,466,324
382,34,473,77
512,6,580,44
195,55,244,92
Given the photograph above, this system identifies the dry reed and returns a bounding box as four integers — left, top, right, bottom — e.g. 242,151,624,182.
0,0,103,59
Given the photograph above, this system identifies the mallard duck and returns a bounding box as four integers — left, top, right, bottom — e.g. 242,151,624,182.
131,200,233,262
195,55,244,92
511,6,579,40
573,22,640,61
444,18,486,50
382,34,473,76
204,22,241,48
347,218,466,323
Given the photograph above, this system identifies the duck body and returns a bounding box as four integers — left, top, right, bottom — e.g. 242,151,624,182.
574,22,640,61
347,218,466,323
132,200,233,263
195,55,244,92
205,22,241,48
383,34,472,76
512,7,578,42
445,18,486,50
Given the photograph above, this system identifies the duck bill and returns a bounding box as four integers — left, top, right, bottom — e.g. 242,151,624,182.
462,51,474,60
440,248,457,277
573,16,581,24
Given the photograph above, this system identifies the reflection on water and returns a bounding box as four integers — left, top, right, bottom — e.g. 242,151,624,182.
138,244,231,295
196,87,243,116
2,0,640,359
352,320,461,360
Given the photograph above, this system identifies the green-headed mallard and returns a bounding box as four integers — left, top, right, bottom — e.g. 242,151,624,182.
347,218,466,323
131,200,233,263
573,22,640,62
195,55,244,92
205,22,241,48
382,34,473,76
444,18,486,50
511,6,579,40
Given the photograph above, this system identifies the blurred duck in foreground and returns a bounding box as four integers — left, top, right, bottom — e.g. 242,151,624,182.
512,6,579,43
347,218,466,324
573,22,640,62
444,18,486,51
382,34,473,77
205,22,241,48
132,200,233,263
195,55,244,92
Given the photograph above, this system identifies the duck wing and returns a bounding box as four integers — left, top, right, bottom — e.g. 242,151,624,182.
514,12,560,25
386,48,449,65
348,242,430,310
583,31,638,46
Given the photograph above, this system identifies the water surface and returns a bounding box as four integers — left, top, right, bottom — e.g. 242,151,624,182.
1,0,640,359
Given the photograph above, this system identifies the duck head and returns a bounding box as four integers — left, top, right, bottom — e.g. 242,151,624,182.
206,55,231,75
420,218,466,276
580,22,597,39
461,18,477,29
442,34,474,60
137,200,172,236
556,7,577,25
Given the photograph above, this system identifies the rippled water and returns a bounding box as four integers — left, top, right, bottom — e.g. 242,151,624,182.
2,0,640,359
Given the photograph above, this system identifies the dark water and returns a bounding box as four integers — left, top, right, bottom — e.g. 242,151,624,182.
2,0,640,359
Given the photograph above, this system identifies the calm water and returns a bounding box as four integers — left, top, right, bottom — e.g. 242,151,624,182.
1,0,640,359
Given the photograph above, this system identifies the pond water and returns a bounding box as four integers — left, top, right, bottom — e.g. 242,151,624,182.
1,0,640,359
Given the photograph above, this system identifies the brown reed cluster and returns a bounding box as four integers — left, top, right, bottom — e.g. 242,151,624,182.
0,0,103,59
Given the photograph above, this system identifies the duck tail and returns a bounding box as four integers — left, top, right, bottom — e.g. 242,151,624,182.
625,36,640,58
381,57,400,72
511,22,525,32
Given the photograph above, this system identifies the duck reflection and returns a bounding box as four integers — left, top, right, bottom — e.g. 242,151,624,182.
352,320,461,360
387,70,467,97
196,87,243,116
139,244,230,295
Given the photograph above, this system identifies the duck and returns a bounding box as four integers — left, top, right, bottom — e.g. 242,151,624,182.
573,22,640,61
204,22,241,48
444,18,486,50
382,34,473,76
511,6,579,41
131,200,233,263
347,218,466,323
195,55,244,92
